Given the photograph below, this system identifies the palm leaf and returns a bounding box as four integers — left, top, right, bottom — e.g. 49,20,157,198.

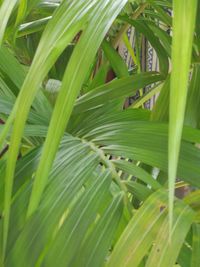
0,1,199,266
168,0,198,234
27,0,128,217
2,0,99,254
0,0,18,45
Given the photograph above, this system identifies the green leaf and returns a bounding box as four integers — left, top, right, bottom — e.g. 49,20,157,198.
83,121,200,188
0,46,52,120
120,16,169,76
27,0,128,217
184,190,200,215
0,0,18,45
177,242,192,267
71,193,124,267
15,0,27,26
6,138,101,266
102,40,129,78
18,17,52,37
168,0,198,235
74,72,163,114
106,190,167,267
123,181,153,202
152,4,172,27
191,223,200,267
151,76,170,122
145,202,195,267
42,170,112,267
0,46,26,94
185,64,200,128
145,20,172,57
2,0,97,256
112,159,161,190
70,109,150,136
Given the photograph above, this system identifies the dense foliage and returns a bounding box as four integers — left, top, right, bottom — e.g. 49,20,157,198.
0,0,200,266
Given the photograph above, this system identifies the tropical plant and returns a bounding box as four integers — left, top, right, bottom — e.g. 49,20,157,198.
0,0,200,266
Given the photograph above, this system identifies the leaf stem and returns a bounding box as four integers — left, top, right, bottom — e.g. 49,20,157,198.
86,140,127,193
112,3,148,48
